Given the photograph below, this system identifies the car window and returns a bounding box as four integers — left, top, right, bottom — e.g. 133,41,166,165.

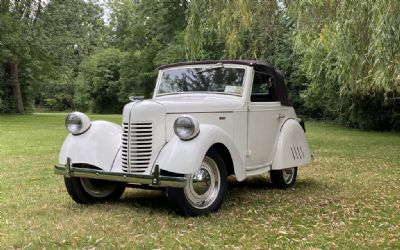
251,72,275,102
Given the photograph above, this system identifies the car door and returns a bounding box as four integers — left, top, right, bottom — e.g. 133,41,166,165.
246,71,282,172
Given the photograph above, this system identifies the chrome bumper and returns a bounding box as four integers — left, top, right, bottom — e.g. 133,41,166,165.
54,158,187,188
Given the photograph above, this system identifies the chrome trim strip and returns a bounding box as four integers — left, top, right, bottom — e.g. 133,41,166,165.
54,161,186,188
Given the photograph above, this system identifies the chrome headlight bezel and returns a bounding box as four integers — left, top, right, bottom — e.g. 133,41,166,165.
65,112,91,135
174,115,200,141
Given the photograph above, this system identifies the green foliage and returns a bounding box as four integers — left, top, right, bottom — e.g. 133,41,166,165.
108,0,188,99
185,0,280,60
76,48,123,113
289,0,400,130
182,1,310,114
1,0,398,130
271,16,309,114
0,0,106,113
0,1,41,113
40,75,76,111
34,0,107,111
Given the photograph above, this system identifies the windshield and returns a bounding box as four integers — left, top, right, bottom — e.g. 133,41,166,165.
157,66,246,96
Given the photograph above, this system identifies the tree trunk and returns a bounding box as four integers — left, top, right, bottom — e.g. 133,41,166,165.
10,58,24,113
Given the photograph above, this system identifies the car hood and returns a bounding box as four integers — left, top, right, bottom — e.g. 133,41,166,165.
153,94,245,113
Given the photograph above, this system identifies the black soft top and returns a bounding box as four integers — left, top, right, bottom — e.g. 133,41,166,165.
158,60,292,106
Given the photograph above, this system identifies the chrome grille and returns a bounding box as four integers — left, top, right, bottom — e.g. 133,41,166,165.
121,122,153,173
121,123,129,171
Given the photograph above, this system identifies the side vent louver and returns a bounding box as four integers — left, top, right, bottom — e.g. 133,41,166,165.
290,146,305,160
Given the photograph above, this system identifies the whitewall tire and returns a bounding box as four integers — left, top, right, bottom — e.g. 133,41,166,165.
166,149,228,216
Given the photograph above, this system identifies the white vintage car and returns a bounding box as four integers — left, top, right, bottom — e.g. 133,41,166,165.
55,60,312,216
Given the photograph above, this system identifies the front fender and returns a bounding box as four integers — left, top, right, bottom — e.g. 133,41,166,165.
59,121,121,171
272,119,312,170
156,124,246,181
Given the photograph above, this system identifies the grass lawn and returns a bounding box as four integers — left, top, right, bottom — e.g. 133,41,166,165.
0,113,399,249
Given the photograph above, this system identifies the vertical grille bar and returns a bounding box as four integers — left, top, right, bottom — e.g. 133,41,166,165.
121,122,153,173
121,123,129,172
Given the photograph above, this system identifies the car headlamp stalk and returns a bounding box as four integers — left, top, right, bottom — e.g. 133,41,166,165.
174,115,200,141
65,112,91,135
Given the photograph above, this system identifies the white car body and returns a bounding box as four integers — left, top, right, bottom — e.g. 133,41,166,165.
56,60,313,215
58,61,312,181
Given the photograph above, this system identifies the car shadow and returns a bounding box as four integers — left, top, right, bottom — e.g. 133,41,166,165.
228,175,321,191
113,176,321,213
119,189,171,213
228,175,273,190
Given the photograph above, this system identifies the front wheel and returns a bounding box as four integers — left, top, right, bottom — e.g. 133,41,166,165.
64,177,126,204
166,149,228,216
270,167,297,189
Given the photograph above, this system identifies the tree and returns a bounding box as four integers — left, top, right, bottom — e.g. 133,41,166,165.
184,0,280,60
109,0,188,99
0,0,43,113
288,0,400,130
0,0,106,113
33,0,106,111
76,48,123,113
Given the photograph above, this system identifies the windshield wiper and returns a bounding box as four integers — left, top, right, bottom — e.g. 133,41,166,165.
196,63,224,74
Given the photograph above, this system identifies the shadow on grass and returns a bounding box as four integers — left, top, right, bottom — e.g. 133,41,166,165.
228,175,321,191
119,190,171,213
108,176,323,213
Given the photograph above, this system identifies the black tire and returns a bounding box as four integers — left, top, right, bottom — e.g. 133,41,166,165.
270,167,297,189
166,149,228,216
64,177,126,204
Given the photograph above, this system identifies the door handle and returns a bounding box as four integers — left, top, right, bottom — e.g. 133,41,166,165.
277,114,285,119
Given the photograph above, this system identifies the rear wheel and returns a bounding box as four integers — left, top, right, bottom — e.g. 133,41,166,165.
270,167,297,188
166,149,228,216
64,177,126,204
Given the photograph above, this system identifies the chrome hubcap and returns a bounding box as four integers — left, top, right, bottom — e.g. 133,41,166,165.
80,178,116,198
192,168,212,195
282,168,295,184
185,156,220,209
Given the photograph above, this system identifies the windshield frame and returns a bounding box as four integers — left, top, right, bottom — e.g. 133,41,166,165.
153,64,249,98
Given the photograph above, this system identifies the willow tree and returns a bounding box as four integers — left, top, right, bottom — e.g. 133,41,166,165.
184,0,280,60
288,0,400,130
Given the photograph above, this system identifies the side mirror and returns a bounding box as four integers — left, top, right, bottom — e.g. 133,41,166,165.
129,96,145,102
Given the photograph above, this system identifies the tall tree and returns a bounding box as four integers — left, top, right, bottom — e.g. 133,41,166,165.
34,0,106,110
0,0,43,113
184,0,280,60
0,0,106,113
288,0,400,130
109,0,188,99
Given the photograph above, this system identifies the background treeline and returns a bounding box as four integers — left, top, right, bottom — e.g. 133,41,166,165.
0,0,399,130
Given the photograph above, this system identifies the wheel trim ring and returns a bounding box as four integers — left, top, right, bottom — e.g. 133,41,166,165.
184,156,221,209
80,178,116,198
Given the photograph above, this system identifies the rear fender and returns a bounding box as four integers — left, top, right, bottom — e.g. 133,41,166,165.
272,119,312,170
156,124,246,181
59,121,121,172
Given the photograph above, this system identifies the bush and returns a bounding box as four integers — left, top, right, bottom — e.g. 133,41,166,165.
76,48,124,113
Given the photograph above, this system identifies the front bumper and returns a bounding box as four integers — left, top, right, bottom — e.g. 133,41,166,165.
54,158,187,188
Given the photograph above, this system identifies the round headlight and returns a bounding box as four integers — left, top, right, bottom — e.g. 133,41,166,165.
174,115,200,140
65,112,91,135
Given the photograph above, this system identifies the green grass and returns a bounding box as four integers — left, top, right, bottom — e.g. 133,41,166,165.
1,113,399,249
